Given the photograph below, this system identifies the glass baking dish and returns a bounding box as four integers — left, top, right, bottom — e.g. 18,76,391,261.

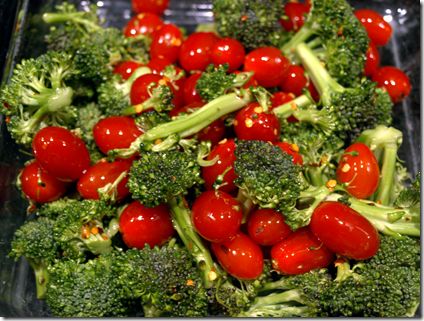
0,0,420,317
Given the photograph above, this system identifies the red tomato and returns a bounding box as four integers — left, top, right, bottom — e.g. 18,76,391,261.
113,61,141,80
123,12,164,38
234,102,281,143
279,64,320,102
232,71,259,89
270,226,335,275
275,142,303,166
146,57,173,75
32,127,90,182
354,9,392,47
77,160,132,201
119,201,175,249
336,142,379,199
247,208,292,246
363,41,380,77
178,32,219,72
310,201,380,260
279,2,309,32
210,37,245,72
201,138,238,193
131,0,170,16
183,72,204,105
191,190,242,243
211,231,264,280
149,24,183,64
243,47,290,88
170,102,225,146
130,73,163,106
93,116,144,162
371,66,411,103
270,91,298,123
20,160,69,203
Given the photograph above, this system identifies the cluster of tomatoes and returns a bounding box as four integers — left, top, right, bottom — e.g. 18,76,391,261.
19,0,410,281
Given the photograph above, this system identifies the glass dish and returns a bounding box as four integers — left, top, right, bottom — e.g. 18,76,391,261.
0,0,420,317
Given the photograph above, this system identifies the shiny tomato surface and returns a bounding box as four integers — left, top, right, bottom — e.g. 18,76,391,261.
123,12,163,38
178,32,219,72
113,61,141,80
371,66,411,103
310,201,380,260
211,231,264,280
354,9,392,47
131,0,170,16
210,37,245,72
32,127,91,182
275,142,303,166
149,24,183,63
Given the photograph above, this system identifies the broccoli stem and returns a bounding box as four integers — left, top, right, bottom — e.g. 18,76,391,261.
326,193,420,238
280,25,317,57
26,257,51,299
371,145,397,205
304,165,324,187
271,94,312,119
247,289,306,313
83,232,114,255
166,193,216,289
42,13,101,34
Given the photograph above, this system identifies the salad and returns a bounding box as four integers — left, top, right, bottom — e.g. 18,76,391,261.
0,0,420,317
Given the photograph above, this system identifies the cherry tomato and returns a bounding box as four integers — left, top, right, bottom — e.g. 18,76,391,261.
232,71,259,89
243,47,290,88
354,9,392,47
247,208,292,246
77,160,132,201
191,190,242,243
123,12,164,38
234,102,281,143
275,142,303,166
371,66,411,103
210,37,245,72
310,201,380,260
119,201,175,249
32,127,91,182
336,142,379,199
201,138,238,193
363,41,380,77
130,73,163,106
131,0,170,16
270,226,335,275
183,72,203,105
113,61,141,80
146,57,173,75
279,64,320,102
270,91,298,123
20,160,69,203
93,116,144,162
279,2,309,32
178,32,219,72
149,24,183,64
170,102,225,146
211,231,264,280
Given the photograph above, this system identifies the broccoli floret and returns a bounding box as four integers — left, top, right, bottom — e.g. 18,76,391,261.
97,67,151,117
273,43,393,143
53,199,120,261
8,217,60,298
212,0,285,51
280,0,369,87
0,51,78,146
133,110,172,132
394,172,420,208
46,254,140,317
326,234,420,317
355,125,410,206
34,197,78,219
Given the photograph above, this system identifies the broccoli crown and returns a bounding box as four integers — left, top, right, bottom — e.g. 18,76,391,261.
325,235,420,317
53,199,117,260
134,110,172,132
233,139,304,213
212,0,285,51
394,172,420,208
127,150,204,208
34,197,78,219
46,255,140,317
195,63,236,102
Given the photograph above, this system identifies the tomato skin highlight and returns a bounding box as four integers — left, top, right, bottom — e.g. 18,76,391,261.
310,201,380,260
336,142,379,199
131,0,170,16
201,138,238,193
113,61,142,80
279,2,309,32
20,160,69,203
191,190,242,243
371,66,411,103
210,37,246,72
123,12,164,38
77,161,132,201
32,127,91,182
149,24,183,64
279,64,320,102
363,41,380,77
130,73,163,106
178,32,219,72
247,208,292,246
354,9,392,47
271,226,335,275
119,201,175,249
275,141,304,166
211,231,264,280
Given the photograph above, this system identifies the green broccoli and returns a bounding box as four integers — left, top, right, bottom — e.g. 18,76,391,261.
33,197,78,219
0,51,78,146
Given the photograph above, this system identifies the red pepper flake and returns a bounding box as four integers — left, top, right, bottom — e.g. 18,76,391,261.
5,116,10,123
241,14,247,21
405,218,410,221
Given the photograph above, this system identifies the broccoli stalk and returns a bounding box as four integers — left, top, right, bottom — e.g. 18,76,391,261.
354,125,409,206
